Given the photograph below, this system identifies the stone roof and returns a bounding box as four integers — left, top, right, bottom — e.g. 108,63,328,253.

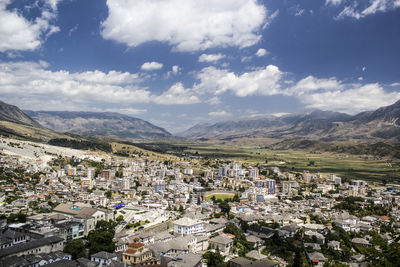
0,236,64,258
165,253,202,267
173,217,202,227
245,250,267,260
209,235,233,245
308,252,327,262
91,251,117,260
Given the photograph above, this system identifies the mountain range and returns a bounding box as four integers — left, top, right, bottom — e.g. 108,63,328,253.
1,99,400,146
25,111,172,140
179,100,400,144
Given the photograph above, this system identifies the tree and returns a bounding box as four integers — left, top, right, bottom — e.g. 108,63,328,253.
116,215,124,224
203,251,225,267
64,239,87,259
87,220,116,255
105,190,112,199
179,205,185,213
219,201,230,215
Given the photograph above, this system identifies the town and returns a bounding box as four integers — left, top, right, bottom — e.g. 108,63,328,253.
0,136,399,267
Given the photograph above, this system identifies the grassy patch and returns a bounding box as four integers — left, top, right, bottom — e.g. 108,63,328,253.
205,193,235,201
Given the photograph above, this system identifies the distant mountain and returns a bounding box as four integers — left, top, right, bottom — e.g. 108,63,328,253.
0,100,71,141
0,100,42,128
179,100,400,144
25,111,172,140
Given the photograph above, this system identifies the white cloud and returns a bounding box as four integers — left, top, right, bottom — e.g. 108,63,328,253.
299,83,400,114
288,75,343,95
0,0,60,52
335,0,400,19
101,0,267,52
172,65,180,75
255,48,267,57
198,54,225,63
326,0,343,6
0,61,151,111
104,108,147,115
68,24,78,37
154,83,201,105
208,96,221,105
194,65,284,97
241,56,253,62
209,110,231,117
141,62,163,71
295,8,305,16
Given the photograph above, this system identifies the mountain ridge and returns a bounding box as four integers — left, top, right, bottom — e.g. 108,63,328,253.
179,100,400,144
25,110,172,140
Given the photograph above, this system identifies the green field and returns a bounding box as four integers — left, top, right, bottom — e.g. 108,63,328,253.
205,193,235,201
147,141,400,183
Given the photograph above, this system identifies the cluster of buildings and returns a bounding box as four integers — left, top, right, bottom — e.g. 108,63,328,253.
0,138,400,267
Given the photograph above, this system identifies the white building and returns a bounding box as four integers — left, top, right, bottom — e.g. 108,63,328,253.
173,217,204,236
184,169,193,175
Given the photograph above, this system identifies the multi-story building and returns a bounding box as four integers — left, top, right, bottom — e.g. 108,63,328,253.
173,218,204,236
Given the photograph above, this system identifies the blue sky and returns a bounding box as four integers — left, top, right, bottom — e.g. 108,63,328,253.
0,0,399,133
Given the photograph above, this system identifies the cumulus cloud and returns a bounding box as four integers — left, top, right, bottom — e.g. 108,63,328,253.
326,0,343,6
255,48,267,57
0,61,151,110
172,65,180,75
101,0,267,52
154,83,201,105
288,75,343,95
299,83,400,114
198,54,225,63
0,0,60,52
193,65,284,97
141,62,163,71
335,0,400,19
209,110,231,117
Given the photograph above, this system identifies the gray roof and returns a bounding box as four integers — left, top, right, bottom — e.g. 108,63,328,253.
308,252,327,261
0,236,64,258
165,253,202,267
245,250,267,260
91,251,117,260
45,259,77,267
209,235,233,245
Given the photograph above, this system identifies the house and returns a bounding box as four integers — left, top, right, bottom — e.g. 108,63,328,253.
0,229,28,249
53,203,114,235
0,251,72,266
123,238,158,266
245,235,263,248
209,235,234,255
245,250,267,261
327,240,341,250
162,252,202,267
0,236,64,259
307,252,327,266
173,217,204,236
90,251,118,266
351,238,371,248
228,257,278,267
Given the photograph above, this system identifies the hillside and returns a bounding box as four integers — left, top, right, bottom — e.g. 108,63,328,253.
25,111,172,140
179,100,400,144
0,100,42,128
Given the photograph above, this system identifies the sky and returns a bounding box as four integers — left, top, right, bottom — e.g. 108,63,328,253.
0,0,399,133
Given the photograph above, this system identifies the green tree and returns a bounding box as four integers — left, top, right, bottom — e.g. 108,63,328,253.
203,251,225,267
87,220,116,255
218,201,230,215
64,239,87,259
105,190,112,199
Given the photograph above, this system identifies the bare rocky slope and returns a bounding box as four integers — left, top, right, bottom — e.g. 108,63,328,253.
25,111,172,140
179,100,400,144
